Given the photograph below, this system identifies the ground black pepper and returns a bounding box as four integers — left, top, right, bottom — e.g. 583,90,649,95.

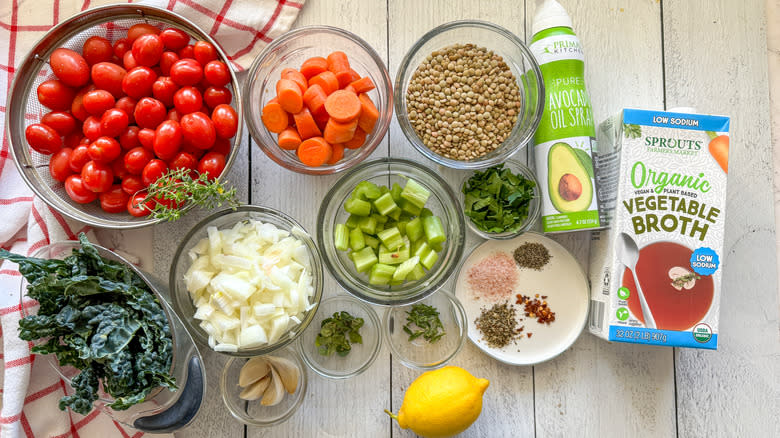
474,301,519,348
513,242,551,270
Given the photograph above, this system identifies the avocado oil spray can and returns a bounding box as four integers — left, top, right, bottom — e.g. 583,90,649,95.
531,0,601,232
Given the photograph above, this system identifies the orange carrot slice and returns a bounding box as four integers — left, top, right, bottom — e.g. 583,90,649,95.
349,76,375,93
308,71,339,95
261,101,289,133
324,90,362,123
347,68,361,83
326,51,353,88
314,111,330,132
281,68,307,93
343,127,367,149
327,143,345,165
323,118,358,144
278,126,301,150
300,56,328,79
303,83,328,117
276,78,303,113
297,136,332,167
343,85,357,94
357,93,379,133
293,107,322,140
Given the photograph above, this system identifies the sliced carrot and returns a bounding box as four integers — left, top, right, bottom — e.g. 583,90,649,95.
303,83,328,118
278,126,302,150
357,93,379,133
323,118,358,144
300,56,328,79
276,78,304,113
314,111,330,132
308,71,339,95
324,90,362,123
326,51,353,88
261,101,289,133
281,68,307,93
343,127,367,149
348,68,361,83
297,136,332,167
343,85,357,94
293,107,322,140
327,143,345,165
349,76,375,93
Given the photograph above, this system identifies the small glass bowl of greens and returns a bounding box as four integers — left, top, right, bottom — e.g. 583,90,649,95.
460,159,541,240
297,295,382,379
382,290,467,370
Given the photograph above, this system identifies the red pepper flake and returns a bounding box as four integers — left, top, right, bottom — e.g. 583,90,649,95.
467,252,518,300
527,333,533,338
516,294,556,325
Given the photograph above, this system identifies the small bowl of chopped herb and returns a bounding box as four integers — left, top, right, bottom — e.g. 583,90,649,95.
461,160,541,239
297,294,382,379
382,290,467,370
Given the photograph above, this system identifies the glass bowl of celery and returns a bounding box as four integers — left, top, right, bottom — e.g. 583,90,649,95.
317,158,466,306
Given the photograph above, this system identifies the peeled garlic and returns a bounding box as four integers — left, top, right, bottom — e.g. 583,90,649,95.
238,355,300,404
266,356,300,394
239,357,270,387
261,366,285,406
239,375,271,401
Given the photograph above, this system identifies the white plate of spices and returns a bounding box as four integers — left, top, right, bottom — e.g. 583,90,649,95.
454,232,589,365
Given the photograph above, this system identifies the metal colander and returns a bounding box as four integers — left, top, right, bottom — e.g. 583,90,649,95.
6,4,242,229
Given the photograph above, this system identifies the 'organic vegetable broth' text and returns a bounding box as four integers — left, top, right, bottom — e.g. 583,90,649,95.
588,109,730,349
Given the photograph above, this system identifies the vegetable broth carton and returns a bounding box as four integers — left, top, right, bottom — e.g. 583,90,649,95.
588,109,730,349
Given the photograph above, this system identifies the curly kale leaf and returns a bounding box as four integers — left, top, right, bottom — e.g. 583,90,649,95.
59,366,99,415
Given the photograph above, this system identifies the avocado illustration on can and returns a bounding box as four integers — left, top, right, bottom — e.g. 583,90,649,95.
531,0,601,232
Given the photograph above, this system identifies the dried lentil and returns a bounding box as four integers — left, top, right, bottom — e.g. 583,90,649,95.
474,301,519,348
513,242,551,270
406,43,522,161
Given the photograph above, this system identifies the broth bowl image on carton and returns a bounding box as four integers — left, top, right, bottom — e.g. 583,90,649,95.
588,109,730,349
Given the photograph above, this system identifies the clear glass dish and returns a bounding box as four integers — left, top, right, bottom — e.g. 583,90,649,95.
244,25,393,175
382,290,467,370
394,20,544,169
221,346,307,427
169,205,324,357
297,295,381,379
460,159,541,240
316,158,466,306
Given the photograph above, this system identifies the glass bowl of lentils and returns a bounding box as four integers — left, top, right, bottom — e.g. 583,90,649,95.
394,20,544,169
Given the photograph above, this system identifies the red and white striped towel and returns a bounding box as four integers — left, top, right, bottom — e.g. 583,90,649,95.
0,1,304,437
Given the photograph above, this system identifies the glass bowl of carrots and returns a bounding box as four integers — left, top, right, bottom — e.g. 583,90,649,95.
245,26,393,175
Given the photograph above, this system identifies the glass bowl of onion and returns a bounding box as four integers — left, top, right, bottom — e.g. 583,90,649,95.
169,205,324,357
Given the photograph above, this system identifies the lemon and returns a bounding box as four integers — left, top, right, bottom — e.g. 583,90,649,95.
385,366,489,438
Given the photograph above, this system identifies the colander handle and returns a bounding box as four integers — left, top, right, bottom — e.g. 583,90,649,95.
133,355,204,433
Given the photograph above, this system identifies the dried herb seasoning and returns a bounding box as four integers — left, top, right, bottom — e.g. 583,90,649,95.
315,311,364,357
513,242,551,270
474,301,519,348
403,303,446,343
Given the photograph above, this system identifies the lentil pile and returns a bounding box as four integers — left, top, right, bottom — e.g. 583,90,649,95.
406,43,522,160
474,301,519,348
513,242,551,270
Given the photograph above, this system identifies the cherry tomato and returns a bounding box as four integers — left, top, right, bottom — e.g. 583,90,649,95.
111,157,129,180
193,41,218,65
113,38,131,59
167,150,197,171
50,48,90,87
25,123,62,155
115,96,137,124
70,85,95,121
123,146,154,175
68,145,90,172
121,175,145,195
82,116,102,141
123,50,139,70
127,23,160,42
160,28,189,51
169,59,203,86
82,90,115,116
203,60,230,87
159,51,179,76
142,159,168,186
212,137,231,156
65,174,98,203
152,76,177,107
138,128,156,151
91,62,127,98
153,120,182,160
167,108,182,122
37,79,75,111
173,86,202,114
181,141,206,160
211,104,238,139
41,111,77,136
122,66,157,99
99,108,128,138
82,36,113,65
197,152,226,179
119,125,141,150
128,193,153,217
180,112,216,149
64,132,83,149
98,184,129,213
81,160,113,192
132,34,164,67
49,147,74,182
203,86,232,109
134,97,166,129
88,136,121,163
178,44,195,60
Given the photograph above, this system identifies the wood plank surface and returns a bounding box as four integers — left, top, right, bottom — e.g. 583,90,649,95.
662,1,780,437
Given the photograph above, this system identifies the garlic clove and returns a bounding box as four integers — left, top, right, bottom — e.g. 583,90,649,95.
239,357,271,387
239,375,271,401
260,366,286,406
266,356,300,394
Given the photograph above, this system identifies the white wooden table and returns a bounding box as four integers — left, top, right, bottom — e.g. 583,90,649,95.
104,0,780,436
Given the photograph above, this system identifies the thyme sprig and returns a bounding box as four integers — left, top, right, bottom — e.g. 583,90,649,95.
141,168,240,221
403,303,446,343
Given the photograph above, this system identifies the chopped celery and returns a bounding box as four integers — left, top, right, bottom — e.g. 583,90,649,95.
345,214,360,229
372,213,388,224
408,263,426,280
334,223,349,251
392,255,420,281
387,206,401,221
352,246,377,273
390,183,403,203
396,220,409,236
430,241,444,252
400,178,431,209
379,185,390,195
400,198,423,216
373,192,398,216
349,227,365,251
377,226,403,251
378,239,410,265
358,216,378,234
369,263,396,285
420,248,439,270
345,198,371,216
406,217,424,242
423,215,446,245
364,234,379,250
420,208,433,218
412,240,430,258
351,181,382,200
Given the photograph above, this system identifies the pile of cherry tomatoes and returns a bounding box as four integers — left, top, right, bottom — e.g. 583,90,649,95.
27,23,238,216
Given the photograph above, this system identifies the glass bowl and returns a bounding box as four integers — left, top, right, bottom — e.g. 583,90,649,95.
460,159,541,239
221,346,307,427
244,25,393,175
169,205,324,357
394,20,544,169
316,158,466,306
382,290,467,370
297,295,381,379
